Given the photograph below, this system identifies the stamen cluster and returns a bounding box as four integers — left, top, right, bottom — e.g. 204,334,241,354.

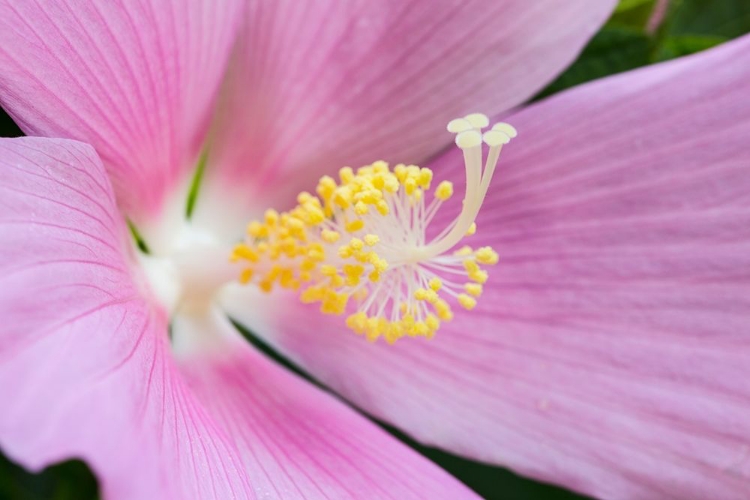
232,115,515,343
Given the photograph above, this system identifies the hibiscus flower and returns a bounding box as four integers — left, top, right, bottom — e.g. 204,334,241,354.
2,1,749,499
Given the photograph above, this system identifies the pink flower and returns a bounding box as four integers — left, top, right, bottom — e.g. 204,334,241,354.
1,2,748,500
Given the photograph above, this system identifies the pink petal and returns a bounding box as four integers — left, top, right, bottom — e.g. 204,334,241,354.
0,137,190,498
225,36,750,499
177,311,480,499
0,138,476,499
193,0,616,237
0,0,243,229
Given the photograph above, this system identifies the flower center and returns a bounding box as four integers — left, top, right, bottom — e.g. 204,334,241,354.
231,114,516,343
138,223,239,317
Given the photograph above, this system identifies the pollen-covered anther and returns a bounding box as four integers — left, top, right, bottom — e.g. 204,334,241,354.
232,114,515,343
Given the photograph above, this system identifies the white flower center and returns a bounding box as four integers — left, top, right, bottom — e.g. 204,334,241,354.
138,223,240,318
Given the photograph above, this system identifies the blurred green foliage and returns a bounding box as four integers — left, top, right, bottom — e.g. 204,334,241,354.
537,0,750,99
0,456,98,500
0,0,749,499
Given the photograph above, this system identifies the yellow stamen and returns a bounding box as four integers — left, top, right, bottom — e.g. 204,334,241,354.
435,181,453,201
231,114,515,343
465,283,483,297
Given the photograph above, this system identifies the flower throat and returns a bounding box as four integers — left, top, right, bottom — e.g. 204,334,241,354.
232,114,516,343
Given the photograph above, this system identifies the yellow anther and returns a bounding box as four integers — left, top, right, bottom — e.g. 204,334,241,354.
297,191,314,204
413,321,428,337
266,265,282,281
428,278,443,291
369,255,388,272
368,161,385,173
353,250,371,263
465,283,483,297
402,314,415,328
375,200,390,215
321,229,340,243
317,175,337,189
350,238,364,251
307,244,325,261
418,168,433,189
264,209,279,226
279,269,298,289
239,268,253,284
464,259,480,274
458,294,477,310
404,177,417,195
406,165,420,177
454,245,473,256
339,167,354,184
347,312,368,333
321,290,348,315
425,314,440,332
354,201,369,215
334,187,353,208
304,206,325,225
287,217,304,231
424,289,439,303
338,245,353,258
345,276,360,286
414,288,429,301
435,181,454,201
345,219,364,232
363,234,380,246
466,222,477,236
232,244,259,263
343,264,364,277
358,189,382,204
357,164,373,176
434,299,454,321
300,287,322,303
369,270,381,282
394,164,407,182
475,246,499,265
320,264,338,276
469,270,488,284
383,176,399,193
300,259,317,272
247,221,267,239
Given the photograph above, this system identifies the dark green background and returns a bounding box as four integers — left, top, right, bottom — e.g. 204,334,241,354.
1,0,748,498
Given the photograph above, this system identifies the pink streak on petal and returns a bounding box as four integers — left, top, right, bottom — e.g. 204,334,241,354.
177,311,479,500
0,138,253,499
226,36,750,499
0,0,243,226
193,0,616,238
